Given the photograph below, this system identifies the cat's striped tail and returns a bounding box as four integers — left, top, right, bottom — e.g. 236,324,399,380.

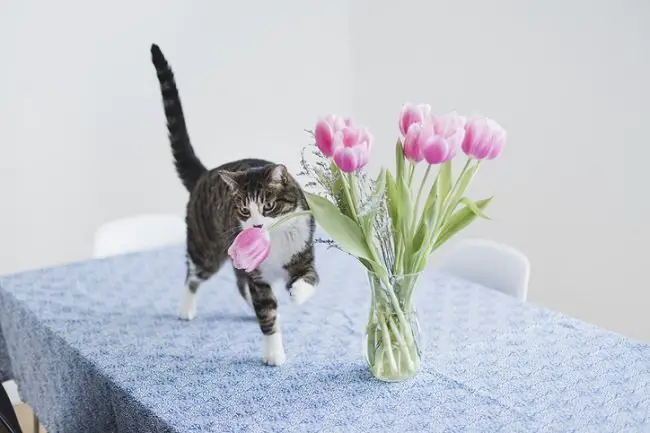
150,43,207,192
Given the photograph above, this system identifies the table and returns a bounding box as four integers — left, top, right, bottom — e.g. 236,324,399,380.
1,243,649,432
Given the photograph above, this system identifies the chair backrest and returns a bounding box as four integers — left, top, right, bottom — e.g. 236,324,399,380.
0,383,22,433
92,214,186,258
438,238,530,301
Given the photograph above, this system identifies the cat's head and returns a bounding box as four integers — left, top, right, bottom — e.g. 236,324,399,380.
218,164,304,230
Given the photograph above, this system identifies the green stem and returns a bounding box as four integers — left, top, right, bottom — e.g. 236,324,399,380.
387,314,415,371
339,170,359,222
374,344,386,377
410,164,432,232
267,210,312,231
405,161,476,308
379,312,399,375
374,281,416,350
347,174,392,281
407,163,416,187
347,173,361,218
346,172,415,360
440,159,473,224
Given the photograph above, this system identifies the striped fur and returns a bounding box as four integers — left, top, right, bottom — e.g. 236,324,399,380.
149,44,319,366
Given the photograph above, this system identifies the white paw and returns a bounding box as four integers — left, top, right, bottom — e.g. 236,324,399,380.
289,279,316,305
263,333,286,366
178,290,197,321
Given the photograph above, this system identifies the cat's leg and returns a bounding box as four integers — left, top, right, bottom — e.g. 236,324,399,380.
234,267,254,310
178,255,218,320
248,277,285,366
286,248,319,306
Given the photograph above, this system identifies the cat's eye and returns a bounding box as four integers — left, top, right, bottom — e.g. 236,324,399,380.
239,206,250,217
263,201,275,212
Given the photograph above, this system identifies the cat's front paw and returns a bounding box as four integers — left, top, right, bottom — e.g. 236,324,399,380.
178,290,197,321
289,279,316,305
263,333,286,366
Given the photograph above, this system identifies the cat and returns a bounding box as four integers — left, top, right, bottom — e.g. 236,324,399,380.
150,44,319,366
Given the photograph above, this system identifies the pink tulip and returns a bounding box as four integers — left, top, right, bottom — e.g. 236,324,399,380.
333,147,361,173
357,127,373,167
421,111,466,164
228,227,271,273
399,103,431,136
315,115,372,172
403,123,424,163
432,111,466,139
422,135,456,164
332,127,372,172
314,115,346,157
461,116,506,160
402,112,463,165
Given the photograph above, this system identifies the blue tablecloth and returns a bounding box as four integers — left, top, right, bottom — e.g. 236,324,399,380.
1,243,649,432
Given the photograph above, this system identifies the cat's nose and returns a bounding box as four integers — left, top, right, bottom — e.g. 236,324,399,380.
253,224,263,229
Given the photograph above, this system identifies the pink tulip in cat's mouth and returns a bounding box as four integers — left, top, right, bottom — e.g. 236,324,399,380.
228,227,271,273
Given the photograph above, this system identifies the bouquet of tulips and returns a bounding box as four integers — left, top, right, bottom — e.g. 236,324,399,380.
297,104,505,380
227,103,504,380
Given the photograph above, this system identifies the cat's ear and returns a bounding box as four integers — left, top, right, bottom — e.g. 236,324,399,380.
218,170,239,190
268,164,289,184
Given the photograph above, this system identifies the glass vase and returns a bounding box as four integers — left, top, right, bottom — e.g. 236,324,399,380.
364,271,422,382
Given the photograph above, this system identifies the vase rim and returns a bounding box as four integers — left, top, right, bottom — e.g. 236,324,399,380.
366,269,424,278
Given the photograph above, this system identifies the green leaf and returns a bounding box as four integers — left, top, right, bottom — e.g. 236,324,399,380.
439,163,479,225
374,168,387,198
459,197,491,220
330,163,352,218
398,176,412,229
385,171,401,234
361,215,374,237
433,196,493,250
304,192,373,261
397,175,414,255
432,177,449,228
420,177,438,227
395,139,405,183
364,168,387,218
451,165,478,210
452,164,479,203
438,161,452,202
406,220,431,274
411,220,429,255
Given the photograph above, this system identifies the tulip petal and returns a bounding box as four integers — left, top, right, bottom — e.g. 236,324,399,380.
461,116,506,160
228,227,271,272
314,119,334,157
342,126,361,148
333,147,359,173
356,142,371,169
433,111,465,138
423,136,451,165
418,104,432,119
399,103,425,136
325,114,346,131
403,123,424,163
447,127,466,149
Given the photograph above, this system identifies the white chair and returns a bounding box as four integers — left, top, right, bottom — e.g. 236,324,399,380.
2,379,41,432
1,380,21,406
92,214,186,258
438,238,530,301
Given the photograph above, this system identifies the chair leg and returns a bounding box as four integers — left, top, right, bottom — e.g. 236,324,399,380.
33,413,39,433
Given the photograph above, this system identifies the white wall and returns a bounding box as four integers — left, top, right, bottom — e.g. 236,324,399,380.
0,0,351,273
349,0,650,341
1,1,649,342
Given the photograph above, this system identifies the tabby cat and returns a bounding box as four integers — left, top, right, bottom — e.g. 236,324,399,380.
150,44,318,366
